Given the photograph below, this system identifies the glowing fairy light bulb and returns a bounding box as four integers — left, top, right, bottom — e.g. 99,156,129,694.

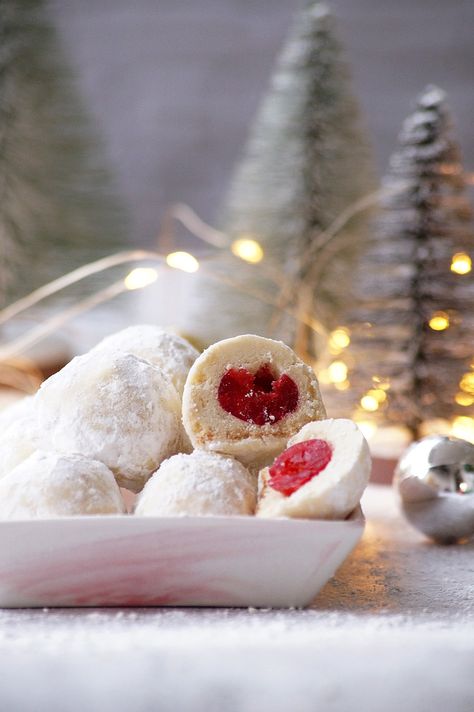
451,416,474,443
328,361,348,383
360,394,379,412
334,380,350,391
459,372,474,395
166,251,199,273
450,252,472,275
231,238,264,264
428,311,450,331
455,392,474,407
317,368,332,385
367,388,387,404
124,268,158,291
329,327,350,352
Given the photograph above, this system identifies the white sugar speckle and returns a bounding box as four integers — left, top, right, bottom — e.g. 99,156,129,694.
0,487,473,712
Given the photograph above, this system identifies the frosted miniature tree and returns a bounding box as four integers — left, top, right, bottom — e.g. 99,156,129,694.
194,2,374,351
341,86,474,436
0,0,127,305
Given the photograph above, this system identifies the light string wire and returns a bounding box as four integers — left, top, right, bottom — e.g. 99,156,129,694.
0,169,472,430
1,171,468,336
0,248,326,363
3,184,388,360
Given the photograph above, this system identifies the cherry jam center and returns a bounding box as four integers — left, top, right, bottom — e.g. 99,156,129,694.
268,438,333,496
217,363,298,426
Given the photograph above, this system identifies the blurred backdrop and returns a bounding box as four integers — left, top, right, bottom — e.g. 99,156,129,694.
1,0,473,445
52,0,474,246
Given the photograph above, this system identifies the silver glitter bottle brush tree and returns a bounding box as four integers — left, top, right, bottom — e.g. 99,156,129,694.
0,0,128,307
332,86,474,441
192,2,375,352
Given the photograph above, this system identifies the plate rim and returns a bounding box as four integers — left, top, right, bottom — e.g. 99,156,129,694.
0,505,364,528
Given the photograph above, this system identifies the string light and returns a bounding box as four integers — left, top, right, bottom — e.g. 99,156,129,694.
419,419,451,438
372,376,391,391
359,386,388,412
334,380,350,391
2,191,473,442
451,416,474,443
450,252,472,275
166,251,199,273
428,311,450,331
455,392,474,407
329,327,350,352
459,372,474,395
360,394,379,412
367,388,387,404
231,238,264,264
124,268,158,291
317,368,331,385
328,360,348,383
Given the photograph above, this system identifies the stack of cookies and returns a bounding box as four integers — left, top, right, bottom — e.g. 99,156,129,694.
0,329,371,520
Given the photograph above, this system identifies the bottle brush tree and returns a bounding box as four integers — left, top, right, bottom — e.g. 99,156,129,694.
192,2,374,352
0,0,127,306
340,86,474,437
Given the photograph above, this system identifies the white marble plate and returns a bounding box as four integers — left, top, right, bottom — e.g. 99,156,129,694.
0,509,364,609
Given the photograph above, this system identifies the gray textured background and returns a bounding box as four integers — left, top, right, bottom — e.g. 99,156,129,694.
52,0,474,246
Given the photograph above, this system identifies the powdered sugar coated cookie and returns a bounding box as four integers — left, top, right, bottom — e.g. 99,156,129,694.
0,404,43,478
93,325,199,397
0,450,125,519
35,350,182,492
135,450,256,517
257,418,371,520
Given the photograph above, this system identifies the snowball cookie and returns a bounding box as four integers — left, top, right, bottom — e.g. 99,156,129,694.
0,395,35,429
135,450,257,517
0,420,39,478
182,334,326,469
0,450,125,519
35,350,182,493
256,419,371,520
93,325,199,397
0,402,43,478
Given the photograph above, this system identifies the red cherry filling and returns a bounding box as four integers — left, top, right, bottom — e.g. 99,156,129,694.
268,438,333,496
217,363,298,426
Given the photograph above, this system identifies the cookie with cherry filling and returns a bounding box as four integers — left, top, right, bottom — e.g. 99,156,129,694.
182,334,326,469
257,418,371,519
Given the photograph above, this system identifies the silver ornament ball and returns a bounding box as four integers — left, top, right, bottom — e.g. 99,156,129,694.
394,435,474,544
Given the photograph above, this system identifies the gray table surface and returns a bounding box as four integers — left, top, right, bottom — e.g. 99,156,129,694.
0,485,473,712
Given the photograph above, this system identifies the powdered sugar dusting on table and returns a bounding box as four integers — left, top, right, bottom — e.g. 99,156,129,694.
0,486,472,711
